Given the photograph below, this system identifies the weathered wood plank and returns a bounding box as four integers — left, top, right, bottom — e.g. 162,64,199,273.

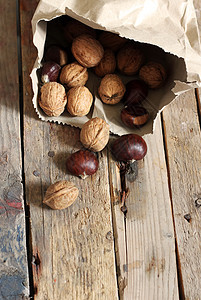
162,89,201,300
0,0,29,298
20,1,118,299
109,117,179,300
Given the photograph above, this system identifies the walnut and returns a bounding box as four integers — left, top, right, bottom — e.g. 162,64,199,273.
67,86,93,116
60,62,88,89
117,43,144,75
94,49,116,77
43,180,79,210
98,74,126,105
64,19,96,44
39,82,67,116
98,31,126,52
80,117,110,152
72,34,104,68
139,62,167,89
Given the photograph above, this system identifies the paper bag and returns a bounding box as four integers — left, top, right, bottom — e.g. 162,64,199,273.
31,0,201,136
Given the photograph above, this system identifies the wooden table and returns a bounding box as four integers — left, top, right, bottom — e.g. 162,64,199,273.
0,1,200,299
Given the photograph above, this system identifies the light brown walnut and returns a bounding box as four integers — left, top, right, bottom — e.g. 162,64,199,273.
39,82,67,116
98,74,126,105
43,180,79,210
72,34,104,68
60,62,88,89
98,31,127,52
80,117,110,152
117,43,144,75
94,49,116,77
139,61,167,89
67,86,93,116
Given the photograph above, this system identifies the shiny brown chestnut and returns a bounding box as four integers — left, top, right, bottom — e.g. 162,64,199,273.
122,79,148,106
66,150,99,179
41,61,61,84
111,134,147,162
121,106,149,128
44,45,68,66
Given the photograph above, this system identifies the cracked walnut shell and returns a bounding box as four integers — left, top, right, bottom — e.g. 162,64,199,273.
60,62,88,89
72,34,104,68
98,74,126,104
39,82,67,116
94,49,116,77
139,61,167,89
80,117,110,152
67,86,93,116
43,180,79,210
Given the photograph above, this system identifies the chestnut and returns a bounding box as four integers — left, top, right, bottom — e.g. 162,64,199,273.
66,150,99,179
41,61,61,84
121,106,149,128
111,134,147,162
122,79,148,106
44,45,68,66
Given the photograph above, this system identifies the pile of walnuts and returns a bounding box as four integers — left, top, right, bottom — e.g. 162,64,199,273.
39,16,167,210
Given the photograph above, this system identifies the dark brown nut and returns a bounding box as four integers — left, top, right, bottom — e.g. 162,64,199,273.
121,106,149,128
117,43,144,75
60,62,88,89
66,150,99,179
98,74,126,105
43,180,79,210
44,45,68,66
111,134,147,162
80,117,110,152
67,86,93,116
72,34,104,68
39,82,67,116
98,31,127,52
139,62,167,89
41,61,61,84
94,49,116,77
64,19,96,44
123,79,149,106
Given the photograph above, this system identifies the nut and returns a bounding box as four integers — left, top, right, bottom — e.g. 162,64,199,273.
123,79,148,106
67,86,93,116
139,61,167,89
39,82,67,116
43,180,79,210
60,62,88,89
121,106,149,128
80,117,110,152
72,34,104,68
117,43,144,75
41,61,61,84
64,19,96,44
44,45,68,66
66,150,99,179
98,31,126,52
98,74,126,104
94,49,116,77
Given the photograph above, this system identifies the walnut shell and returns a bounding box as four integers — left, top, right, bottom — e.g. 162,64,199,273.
60,62,88,89
98,74,126,105
72,34,104,68
139,62,167,89
117,43,144,75
43,180,79,210
94,49,116,77
80,117,110,152
64,19,96,44
98,31,126,52
67,86,93,116
39,82,67,116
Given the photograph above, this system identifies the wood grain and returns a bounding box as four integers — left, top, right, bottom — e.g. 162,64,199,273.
109,117,179,300
162,89,201,300
0,0,29,298
20,1,118,299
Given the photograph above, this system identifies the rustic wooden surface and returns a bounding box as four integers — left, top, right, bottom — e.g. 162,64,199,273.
0,0,200,299
0,1,29,299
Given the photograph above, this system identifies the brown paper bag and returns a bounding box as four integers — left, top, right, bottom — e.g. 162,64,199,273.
31,0,201,136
